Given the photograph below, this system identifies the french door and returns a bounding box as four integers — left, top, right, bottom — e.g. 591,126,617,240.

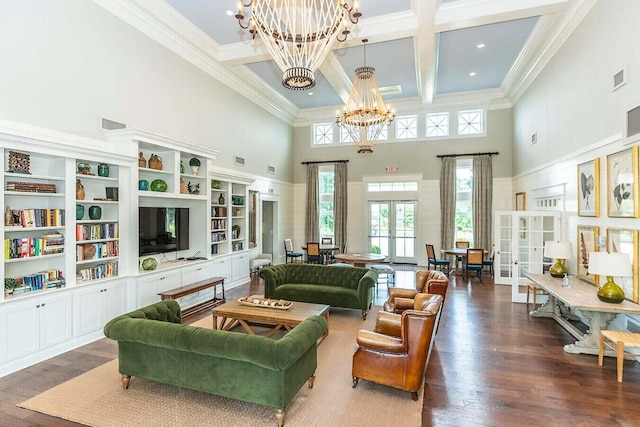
369,201,416,263
494,211,561,303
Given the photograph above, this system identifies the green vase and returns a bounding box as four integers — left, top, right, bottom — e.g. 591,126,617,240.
76,204,84,220
88,205,102,220
597,276,625,304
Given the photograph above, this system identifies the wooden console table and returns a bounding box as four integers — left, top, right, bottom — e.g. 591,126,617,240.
525,273,640,357
159,277,225,318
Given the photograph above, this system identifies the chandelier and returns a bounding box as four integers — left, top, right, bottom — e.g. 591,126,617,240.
235,0,361,91
336,39,395,154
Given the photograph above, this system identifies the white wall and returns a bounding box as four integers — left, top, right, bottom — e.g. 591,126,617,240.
0,0,293,182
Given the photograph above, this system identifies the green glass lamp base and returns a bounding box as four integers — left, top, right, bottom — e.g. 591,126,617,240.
597,276,625,304
549,259,567,278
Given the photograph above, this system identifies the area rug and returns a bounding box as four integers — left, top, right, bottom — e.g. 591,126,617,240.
19,307,422,427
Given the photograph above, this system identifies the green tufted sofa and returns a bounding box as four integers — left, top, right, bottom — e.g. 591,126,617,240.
103,300,328,427
260,263,378,320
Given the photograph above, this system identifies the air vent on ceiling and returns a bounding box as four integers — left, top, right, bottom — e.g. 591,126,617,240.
627,105,640,138
613,68,626,91
378,85,402,96
267,165,275,174
101,118,126,130
235,156,245,166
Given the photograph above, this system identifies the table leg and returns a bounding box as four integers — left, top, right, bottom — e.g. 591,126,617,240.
563,310,616,356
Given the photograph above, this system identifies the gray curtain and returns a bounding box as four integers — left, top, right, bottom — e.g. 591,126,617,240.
333,162,347,250
472,155,493,252
440,158,456,252
305,164,319,243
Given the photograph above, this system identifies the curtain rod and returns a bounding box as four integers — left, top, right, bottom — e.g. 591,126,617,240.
301,160,349,165
436,151,499,159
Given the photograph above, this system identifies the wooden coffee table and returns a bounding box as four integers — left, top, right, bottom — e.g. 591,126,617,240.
212,295,330,341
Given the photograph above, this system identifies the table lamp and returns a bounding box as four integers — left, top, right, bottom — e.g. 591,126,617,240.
544,241,573,278
588,252,632,304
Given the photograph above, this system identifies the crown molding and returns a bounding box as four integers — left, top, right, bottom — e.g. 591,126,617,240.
92,0,297,125
504,0,598,104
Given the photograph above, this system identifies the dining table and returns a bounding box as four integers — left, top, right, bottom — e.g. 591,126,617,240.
334,253,385,268
441,247,488,276
301,244,340,264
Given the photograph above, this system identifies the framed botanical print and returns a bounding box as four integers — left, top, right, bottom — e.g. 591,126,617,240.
606,228,639,303
607,146,639,218
577,158,600,217
515,192,526,211
577,225,599,285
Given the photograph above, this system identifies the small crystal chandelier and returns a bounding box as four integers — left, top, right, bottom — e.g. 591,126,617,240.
336,39,395,154
235,0,361,91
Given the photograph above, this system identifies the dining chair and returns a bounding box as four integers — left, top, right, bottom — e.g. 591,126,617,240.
464,248,484,281
454,241,470,269
306,242,324,264
284,239,303,263
483,245,495,277
426,244,449,272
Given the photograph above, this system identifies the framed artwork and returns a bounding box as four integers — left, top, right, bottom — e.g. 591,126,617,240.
606,228,639,303
515,192,526,211
577,158,600,217
577,225,599,285
607,146,639,218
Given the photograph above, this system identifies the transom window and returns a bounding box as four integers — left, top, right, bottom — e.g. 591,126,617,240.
458,109,483,135
313,123,334,145
395,115,417,139
426,113,449,137
368,182,418,192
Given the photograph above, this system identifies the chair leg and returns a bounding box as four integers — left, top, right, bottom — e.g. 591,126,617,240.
598,332,605,367
617,341,624,382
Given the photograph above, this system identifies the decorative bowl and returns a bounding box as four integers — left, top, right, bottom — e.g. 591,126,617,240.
141,257,158,271
150,179,167,192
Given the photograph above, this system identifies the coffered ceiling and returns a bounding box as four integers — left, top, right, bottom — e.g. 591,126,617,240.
95,0,594,125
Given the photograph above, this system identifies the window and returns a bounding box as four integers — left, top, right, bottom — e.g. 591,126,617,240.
319,167,335,239
458,109,483,135
340,126,356,144
395,115,417,139
368,182,418,192
313,123,334,145
426,113,449,137
455,160,473,244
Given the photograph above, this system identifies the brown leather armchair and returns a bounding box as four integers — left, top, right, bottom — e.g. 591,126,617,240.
352,293,443,400
383,269,448,314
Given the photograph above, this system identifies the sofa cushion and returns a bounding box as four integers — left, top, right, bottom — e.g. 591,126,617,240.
283,263,372,289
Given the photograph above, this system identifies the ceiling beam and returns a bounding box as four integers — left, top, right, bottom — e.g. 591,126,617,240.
414,0,438,104
435,0,568,33
318,53,352,105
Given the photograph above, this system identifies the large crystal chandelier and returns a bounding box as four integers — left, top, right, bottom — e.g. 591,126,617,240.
236,0,361,91
336,39,395,154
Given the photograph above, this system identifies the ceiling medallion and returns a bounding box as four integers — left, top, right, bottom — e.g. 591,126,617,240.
336,39,395,154
235,0,361,91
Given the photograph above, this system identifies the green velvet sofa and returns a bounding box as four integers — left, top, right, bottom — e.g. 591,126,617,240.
260,263,378,319
103,300,328,427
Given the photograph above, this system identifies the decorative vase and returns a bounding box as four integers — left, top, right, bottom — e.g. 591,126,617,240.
191,165,199,175
98,163,109,177
141,257,158,271
138,180,149,191
77,163,91,175
150,179,168,192
180,178,187,194
218,193,225,205
76,204,84,220
597,276,625,304
180,160,185,174
88,205,102,220
148,154,163,170
138,152,147,168
83,244,97,259
76,179,85,200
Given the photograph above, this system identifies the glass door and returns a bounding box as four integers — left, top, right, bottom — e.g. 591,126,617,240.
369,201,416,263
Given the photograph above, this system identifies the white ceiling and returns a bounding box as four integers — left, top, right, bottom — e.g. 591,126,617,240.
98,0,590,124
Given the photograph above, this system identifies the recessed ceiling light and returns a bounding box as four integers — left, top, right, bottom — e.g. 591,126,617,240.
477,43,485,49
469,72,476,76
308,92,314,96
226,10,234,16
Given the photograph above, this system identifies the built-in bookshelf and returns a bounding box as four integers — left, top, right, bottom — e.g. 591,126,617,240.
210,178,249,255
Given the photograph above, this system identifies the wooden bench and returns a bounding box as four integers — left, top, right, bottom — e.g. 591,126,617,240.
159,277,225,318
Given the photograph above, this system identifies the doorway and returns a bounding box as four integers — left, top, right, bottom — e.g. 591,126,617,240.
368,201,416,263
262,200,274,255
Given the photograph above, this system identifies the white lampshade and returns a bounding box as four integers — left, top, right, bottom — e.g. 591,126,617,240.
588,252,633,277
544,241,573,259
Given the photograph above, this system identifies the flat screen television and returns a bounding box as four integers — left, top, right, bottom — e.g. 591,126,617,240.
139,207,189,256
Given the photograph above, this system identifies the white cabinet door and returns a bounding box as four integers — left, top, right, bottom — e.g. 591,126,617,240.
137,271,181,307
231,253,249,283
0,292,72,362
74,281,126,337
181,261,215,285
212,257,231,281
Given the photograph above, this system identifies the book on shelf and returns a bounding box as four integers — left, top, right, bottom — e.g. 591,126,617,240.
76,241,119,261
18,269,65,291
6,208,65,227
6,181,57,193
75,222,119,241
77,261,118,281
4,232,65,259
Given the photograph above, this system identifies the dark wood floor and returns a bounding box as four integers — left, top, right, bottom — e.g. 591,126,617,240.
1,271,639,427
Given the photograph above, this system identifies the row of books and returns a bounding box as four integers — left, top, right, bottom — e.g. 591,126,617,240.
212,207,228,217
6,181,57,193
211,219,227,230
77,261,118,281
76,241,119,261
75,222,119,241
6,208,65,228
4,233,65,259
12,269,65,293
210,232,227,243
